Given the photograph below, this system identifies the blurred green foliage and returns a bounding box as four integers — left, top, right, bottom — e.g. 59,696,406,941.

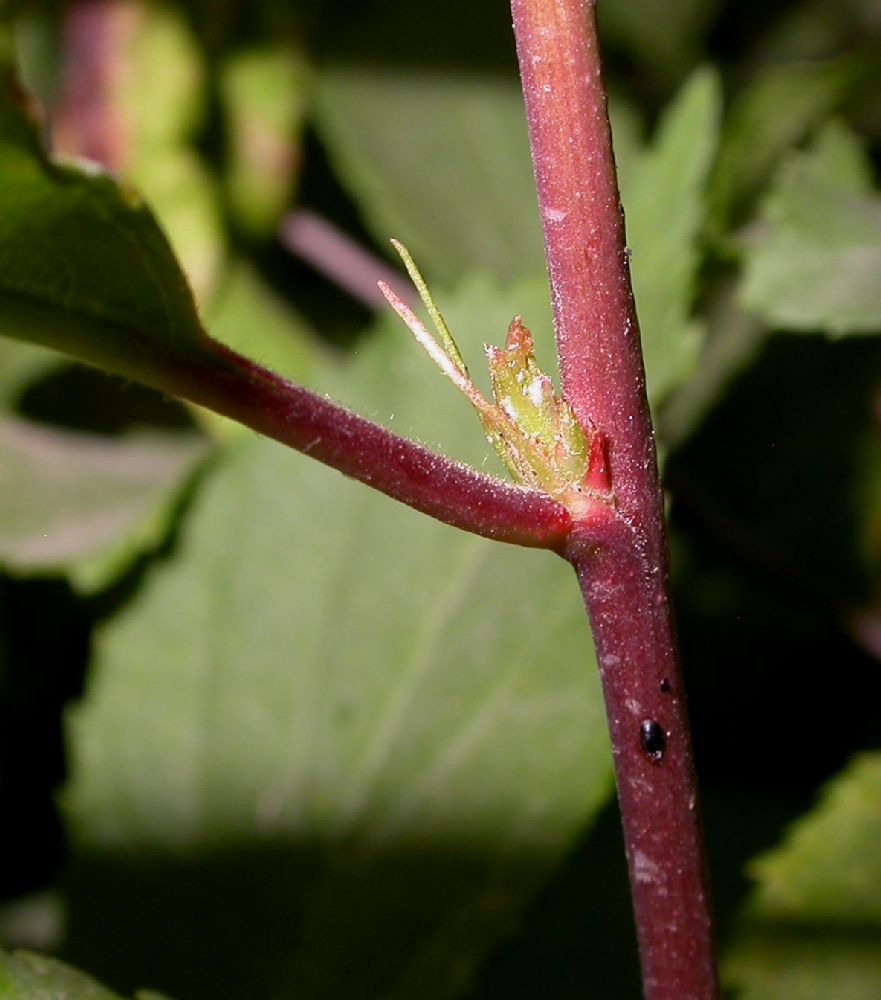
0,1,880,998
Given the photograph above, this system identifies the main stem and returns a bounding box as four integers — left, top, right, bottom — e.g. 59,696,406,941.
511,2,720,998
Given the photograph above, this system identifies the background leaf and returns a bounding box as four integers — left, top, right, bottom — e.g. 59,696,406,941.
725,754,881,1000
705,54,876,236
620,67,722,405
313,67,544,286
739,122,881,335
220,44,306,238
0,415,208,592
597,0,720,89
58,281,613,1000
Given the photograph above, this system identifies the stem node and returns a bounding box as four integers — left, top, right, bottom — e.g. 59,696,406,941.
511,1,721,996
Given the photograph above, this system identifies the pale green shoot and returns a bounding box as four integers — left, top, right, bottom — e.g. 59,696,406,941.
379,241,606,511
389,238,467,376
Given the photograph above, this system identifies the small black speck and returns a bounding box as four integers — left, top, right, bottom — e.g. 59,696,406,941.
639,719,666,762
659,678,671,694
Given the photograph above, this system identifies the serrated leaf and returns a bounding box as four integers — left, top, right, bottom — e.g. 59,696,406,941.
739,124,881,335
0,417,208,592
315,61,718,409
659,119,880,445
622,67,721,404
725,754,881,1000
59,281,612,1000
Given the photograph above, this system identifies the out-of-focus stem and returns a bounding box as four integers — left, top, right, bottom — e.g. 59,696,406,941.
511,1,721,998
181,340,574,550
53,0,137,170
280,210,416,311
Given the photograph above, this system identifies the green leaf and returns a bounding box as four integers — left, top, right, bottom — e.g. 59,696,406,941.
0,417,208,592
0,53,220,387
313,67,545,285
725,754,881,1000
0,148,202,356
799,118,878,195
59,280,612,1000
0,948,168,1000
739,122,881,335
658,118,878,445
706,54,876,235
622,67,722,405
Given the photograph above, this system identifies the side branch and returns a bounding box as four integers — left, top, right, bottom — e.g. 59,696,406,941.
177,341,574,549
0,289,571,550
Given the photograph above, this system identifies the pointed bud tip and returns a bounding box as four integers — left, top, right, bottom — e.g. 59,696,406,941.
584,432,612,494
505,316,532,352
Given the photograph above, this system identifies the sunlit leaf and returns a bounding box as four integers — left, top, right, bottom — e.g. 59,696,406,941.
0,56,210,372
59,281,613,1000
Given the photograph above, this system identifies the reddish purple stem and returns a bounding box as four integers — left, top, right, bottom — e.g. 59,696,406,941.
186,342,573,548
512,1,721,998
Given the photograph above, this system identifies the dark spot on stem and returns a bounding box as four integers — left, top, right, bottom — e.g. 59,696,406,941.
639,719,666,762
659,678,671,694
